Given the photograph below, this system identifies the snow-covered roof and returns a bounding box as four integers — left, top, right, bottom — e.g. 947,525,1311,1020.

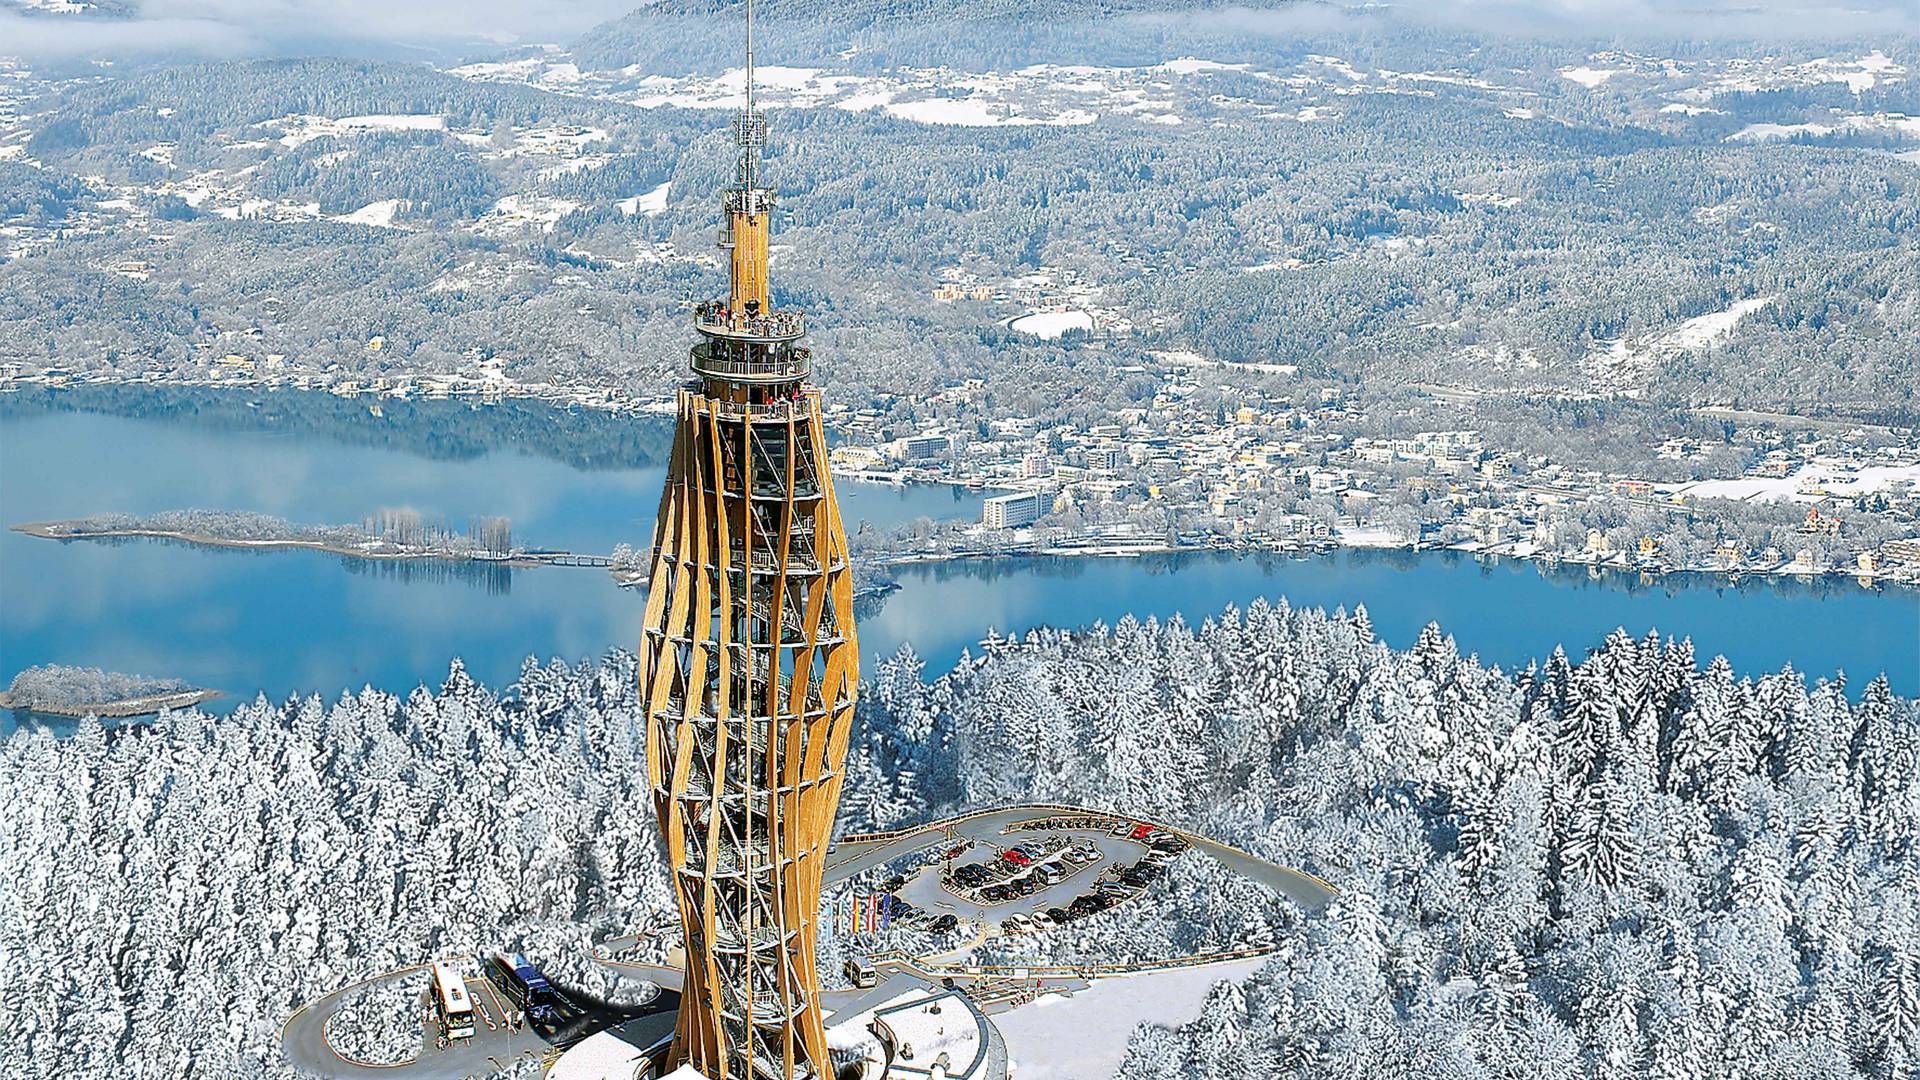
546,1030,666,1080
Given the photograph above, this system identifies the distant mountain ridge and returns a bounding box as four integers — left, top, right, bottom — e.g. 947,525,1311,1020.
572,0,1319,72
647,0,1304,21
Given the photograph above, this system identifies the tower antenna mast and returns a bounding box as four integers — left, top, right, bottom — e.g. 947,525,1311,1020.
741,0,758,192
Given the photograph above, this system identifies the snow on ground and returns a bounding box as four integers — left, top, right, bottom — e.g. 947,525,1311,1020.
458,56,1368,131
272,114,445,148
1728,113,1920,143
1307,55,1367,82
1505,107,1538,120
477,194,579,234
338,199,403,228
1677,462,1920,504
618,180,671,217
997,957,1267,1080
1661,103,1724,116
1338,525,1411,549
1663,296,1772,349
1009,310,1093,339
883,98,1094,127
1584,297,1772,393
1156,58,1249,76
1561,66,1619,88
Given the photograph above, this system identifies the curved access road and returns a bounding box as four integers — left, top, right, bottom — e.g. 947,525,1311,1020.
280,964,552,1080
282,961,673,1080
824,803,1339,913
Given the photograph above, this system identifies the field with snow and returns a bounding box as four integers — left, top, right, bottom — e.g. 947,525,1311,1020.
1677,462,1920,504
1009,310,1093,339
995,957,1267,1080
1583,297,1775,395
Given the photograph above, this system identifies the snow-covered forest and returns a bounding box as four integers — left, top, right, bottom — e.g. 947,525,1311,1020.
0,655,677,1077
3,602,1915,1077
1,664,190,710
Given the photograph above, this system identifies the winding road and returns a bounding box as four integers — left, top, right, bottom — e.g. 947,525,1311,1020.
282,803,1334,1079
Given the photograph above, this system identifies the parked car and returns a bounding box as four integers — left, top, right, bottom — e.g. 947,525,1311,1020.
1001,914,1032,934
1045,907,1073,925
1030,912,1055,930
929,915,959,933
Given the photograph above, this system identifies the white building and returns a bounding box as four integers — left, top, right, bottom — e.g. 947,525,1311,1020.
984,491,1047,529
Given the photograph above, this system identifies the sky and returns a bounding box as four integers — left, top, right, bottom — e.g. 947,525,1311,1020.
1,0,1913,64
0,0,642,62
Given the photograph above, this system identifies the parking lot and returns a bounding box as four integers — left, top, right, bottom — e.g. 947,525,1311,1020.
878,815,1191,939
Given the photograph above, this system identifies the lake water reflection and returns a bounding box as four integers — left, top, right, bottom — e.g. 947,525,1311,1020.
1,389,1913,733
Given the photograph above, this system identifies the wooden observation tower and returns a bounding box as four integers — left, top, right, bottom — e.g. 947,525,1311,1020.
637,1,861,1076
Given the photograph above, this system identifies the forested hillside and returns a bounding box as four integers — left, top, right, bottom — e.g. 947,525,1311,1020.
5,601,1913,1077
4,16,1915,423
847,609,1920,1077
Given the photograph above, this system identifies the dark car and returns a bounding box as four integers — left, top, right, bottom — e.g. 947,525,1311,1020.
929,915,959,933
1046,907,1073,924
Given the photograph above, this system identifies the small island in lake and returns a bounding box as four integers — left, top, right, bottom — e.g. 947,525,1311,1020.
0,665,220,719
12,508,612,568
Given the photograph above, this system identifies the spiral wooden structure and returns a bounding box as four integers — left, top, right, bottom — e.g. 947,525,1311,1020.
638,8,861,1075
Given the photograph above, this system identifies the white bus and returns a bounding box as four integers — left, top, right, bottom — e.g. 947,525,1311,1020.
431,960,477,1042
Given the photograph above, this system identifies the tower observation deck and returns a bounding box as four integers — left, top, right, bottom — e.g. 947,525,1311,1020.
638,1,860,1076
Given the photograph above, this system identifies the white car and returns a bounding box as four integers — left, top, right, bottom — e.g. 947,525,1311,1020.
1001,914,1033,934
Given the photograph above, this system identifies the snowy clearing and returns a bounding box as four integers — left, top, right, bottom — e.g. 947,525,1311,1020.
1728,114,1920,143
1561,66,1619,88
273,114,445,148
883,98,1095,127
1009,310,1094,339
619,181,672,217
997,957,1267,1080
1156,58,1250,76
1663,297,1773,349
338,200,403,228
479,194,580,234
1677,462,1920,504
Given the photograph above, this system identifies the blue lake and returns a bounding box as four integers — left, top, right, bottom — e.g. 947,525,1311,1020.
0,389,1913,731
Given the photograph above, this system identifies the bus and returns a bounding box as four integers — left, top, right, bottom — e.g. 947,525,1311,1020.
430,960,477,1042
843,955,879,989
486,951,560,1025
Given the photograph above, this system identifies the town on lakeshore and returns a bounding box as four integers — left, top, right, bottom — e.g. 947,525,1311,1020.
9,355,1917,589
5,5,1920,1080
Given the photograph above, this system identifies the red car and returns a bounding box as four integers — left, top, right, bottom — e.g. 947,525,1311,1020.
1004,851,1031,866
1129,825,1154,842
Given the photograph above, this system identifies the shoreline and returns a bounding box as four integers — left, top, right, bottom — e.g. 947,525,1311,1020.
872,538,1917,594
13,521,612,570
0,688,222,718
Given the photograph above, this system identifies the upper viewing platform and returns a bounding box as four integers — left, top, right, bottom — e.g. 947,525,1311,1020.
692,300,806,344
